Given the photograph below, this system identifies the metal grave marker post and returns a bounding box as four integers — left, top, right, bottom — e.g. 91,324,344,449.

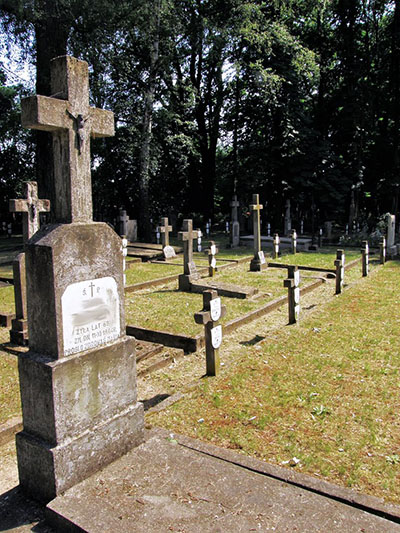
16,56,144,502
206,222,210,236
380,237,386,264
284,265,300,324
361,240,369,277
9,181,50,346
194,289,227,376
208,240,218,277
272,233,280,259
334,249,345,294
291,229,297,254
178,219,199,290
225,221,229,234
249,193,265,271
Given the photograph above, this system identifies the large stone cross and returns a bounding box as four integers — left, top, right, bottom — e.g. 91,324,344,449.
10,181,50,242
179,219,199,275
21,55,114,223
159,217,172,247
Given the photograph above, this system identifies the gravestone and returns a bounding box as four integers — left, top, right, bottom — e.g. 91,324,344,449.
324,221,333,240
334,249,345,294
9,181,50,346
118,209,129,237
159,217,172,248
249,194,266,271
284,199,291,236
194,289,226,376
230,195,240,247
178,219,199,291
361,240,369,277
284,266,300,324
17,55,144,503
291,229,297,255
387,214,396,256
126,219,138,242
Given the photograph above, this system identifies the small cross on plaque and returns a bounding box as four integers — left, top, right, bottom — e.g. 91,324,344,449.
21,56,114,223
9,181,50,242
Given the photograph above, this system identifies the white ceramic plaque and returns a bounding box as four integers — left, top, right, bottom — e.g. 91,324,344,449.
258,251,266,264
342,254,345,266
163,245,176,259
294,287,300,304
295,304,300,319
210,244,217,256
211,257,217,268
210,297,222,321
211,325,222,349
62,277,120,356
121,237,128,247
294,270,300,286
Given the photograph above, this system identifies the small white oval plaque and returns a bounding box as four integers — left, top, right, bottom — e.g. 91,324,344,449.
210,297,222,321
211,325,222,349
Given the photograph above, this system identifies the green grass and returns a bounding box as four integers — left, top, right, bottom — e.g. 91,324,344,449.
0,328,20,425
0,286,16,313
149,261,400,504
271,249,361,268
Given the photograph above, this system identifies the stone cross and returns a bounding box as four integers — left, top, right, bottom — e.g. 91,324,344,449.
291,229,297,254
249,193,265,271
118,209,129,237
361,240,369,277
21,55,114,223
230,195,240,247
159,217,172,247
208,240,218,277
178,219,199,290
16,56,143,503
272,233,280,259
9,181,50,242
9,182,50,346
334,249,345,294
194,289,226,376
284,265,300,324
380,237,386,264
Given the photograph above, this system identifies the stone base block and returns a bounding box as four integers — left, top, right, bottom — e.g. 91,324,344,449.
16,401,144,503
249,258,267,272
178,274,199,291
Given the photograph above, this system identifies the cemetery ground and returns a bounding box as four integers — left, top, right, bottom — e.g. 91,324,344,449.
1,243,398,511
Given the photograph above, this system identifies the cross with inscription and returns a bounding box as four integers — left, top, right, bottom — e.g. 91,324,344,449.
21,56,114,223
178,219,199,276
159,217,172,247
9,181,50,242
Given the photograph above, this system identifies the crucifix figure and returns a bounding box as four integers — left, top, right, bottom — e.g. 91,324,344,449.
9,181,50,242
22,55,114,223
249,193,265,271
9,181,50,346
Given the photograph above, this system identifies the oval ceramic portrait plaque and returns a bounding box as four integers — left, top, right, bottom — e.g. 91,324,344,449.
210,297,222,321
211,325,223,349
62,276,120,356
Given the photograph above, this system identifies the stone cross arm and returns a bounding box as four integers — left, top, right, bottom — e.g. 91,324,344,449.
22,96,114,138
179,228,199,240
10,197,50,213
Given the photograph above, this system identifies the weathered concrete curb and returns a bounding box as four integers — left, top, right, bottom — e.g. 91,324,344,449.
152,427,400,524
0,416,22,446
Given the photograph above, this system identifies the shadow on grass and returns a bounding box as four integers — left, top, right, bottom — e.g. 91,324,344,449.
240,335,265,346
141,393,170,411
0,486,54,532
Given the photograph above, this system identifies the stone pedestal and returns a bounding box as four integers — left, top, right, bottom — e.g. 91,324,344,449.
10,253,29,346
16,222,144,503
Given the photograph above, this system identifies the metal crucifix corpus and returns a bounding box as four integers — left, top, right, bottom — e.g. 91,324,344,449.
9,181,50,242
21,56,114,223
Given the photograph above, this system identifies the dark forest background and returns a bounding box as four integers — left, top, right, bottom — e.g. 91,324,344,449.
1,0,400,239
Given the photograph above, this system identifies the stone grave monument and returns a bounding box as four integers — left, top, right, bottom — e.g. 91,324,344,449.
159,217,175,259
118,208,129,236
284,199,291,236
9,181,50,345
178,219,200,291
230,195,240,247
249,194,266,272
194,289,226,376
16,55,144,503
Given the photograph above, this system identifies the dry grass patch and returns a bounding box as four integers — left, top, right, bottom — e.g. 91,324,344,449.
0,327,20,425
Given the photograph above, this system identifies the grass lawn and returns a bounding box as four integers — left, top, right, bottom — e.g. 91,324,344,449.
149,261,400,505
272,248,361,268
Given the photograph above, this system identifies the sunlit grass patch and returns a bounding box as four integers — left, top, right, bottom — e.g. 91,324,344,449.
0,328,20,425
271,249,361,268
0,286,16,313
149,262,400,504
